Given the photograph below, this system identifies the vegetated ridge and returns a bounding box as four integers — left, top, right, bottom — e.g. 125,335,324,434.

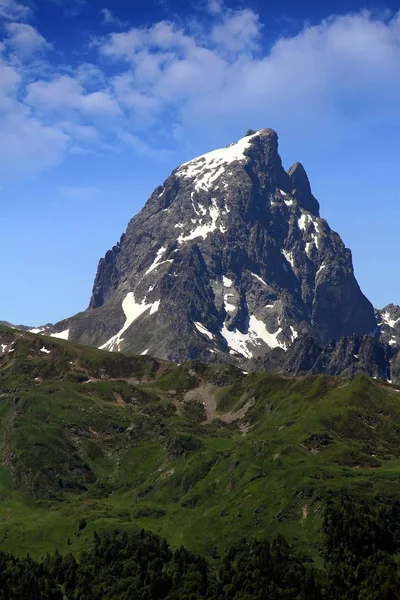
2,324,400,569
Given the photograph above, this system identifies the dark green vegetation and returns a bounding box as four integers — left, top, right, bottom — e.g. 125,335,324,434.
2,324,400,596
3,503,400,599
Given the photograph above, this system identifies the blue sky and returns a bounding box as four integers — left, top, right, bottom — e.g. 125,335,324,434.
1,0,400,325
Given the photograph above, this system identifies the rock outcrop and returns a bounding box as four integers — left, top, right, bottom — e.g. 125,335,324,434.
283,333,394,381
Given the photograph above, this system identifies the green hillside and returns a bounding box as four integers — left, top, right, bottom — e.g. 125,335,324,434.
1,324,400,565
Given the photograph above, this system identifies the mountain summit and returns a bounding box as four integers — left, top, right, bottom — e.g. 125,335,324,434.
46,128,376,364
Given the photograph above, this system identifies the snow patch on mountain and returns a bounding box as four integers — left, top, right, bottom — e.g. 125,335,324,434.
311,219,321,250
194,322,214,340
381,311,400,329
50,329,69,341
145,246,173,276
145,246,166,275
177,131,261,192
249,316,284,349
178,199,225,243
221,316,285,359
222,276,233,288
190,194,207,217
220,324,254,358
224,294,236,313
298,212,309,232
282,250,295,270
251,272,268,286
298,210,323,256
99,293,160,352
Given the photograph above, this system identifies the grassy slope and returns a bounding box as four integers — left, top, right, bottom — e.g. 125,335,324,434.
1,325,400,563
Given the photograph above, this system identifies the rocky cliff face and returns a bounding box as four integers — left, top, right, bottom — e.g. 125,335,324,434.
282,333,394,381
45,128,377,364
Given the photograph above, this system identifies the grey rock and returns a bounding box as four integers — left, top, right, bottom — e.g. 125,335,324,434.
376,304,400,349
283,332,397,382
390,351,400,384
287,162,320,216
282,334,323,375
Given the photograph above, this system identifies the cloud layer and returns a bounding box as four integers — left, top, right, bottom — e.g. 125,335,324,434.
1,2,400,178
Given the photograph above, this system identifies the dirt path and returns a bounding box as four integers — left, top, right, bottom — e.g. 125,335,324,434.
112,391,126,406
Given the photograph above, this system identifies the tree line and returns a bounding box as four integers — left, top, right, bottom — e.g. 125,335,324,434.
1,498,400,599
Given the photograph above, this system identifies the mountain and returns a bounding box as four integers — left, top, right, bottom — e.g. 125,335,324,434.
2,323,400,564
44,128,377,366
0,320,32,331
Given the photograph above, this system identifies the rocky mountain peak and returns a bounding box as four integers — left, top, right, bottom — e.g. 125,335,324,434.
174,128,282,196
287,162,320,216
42,128,378,366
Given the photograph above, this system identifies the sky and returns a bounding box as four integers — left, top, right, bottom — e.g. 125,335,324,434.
1,0,400,325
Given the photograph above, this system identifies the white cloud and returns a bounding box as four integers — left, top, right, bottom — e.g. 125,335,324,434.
111,72,161,128
0,58,70,178
97,8,400,147
100,7,112,23
93,10,400,142
0,20,121,178
1,4,400,180
5,22,51,56
0,63,20,92
0,119,67,179
100,7,127,27
0,104,69,179
210,8,261,55
57,120,100,144
74,62,106,87
206,0,224,15
0,0,30,20
25,75,121,117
